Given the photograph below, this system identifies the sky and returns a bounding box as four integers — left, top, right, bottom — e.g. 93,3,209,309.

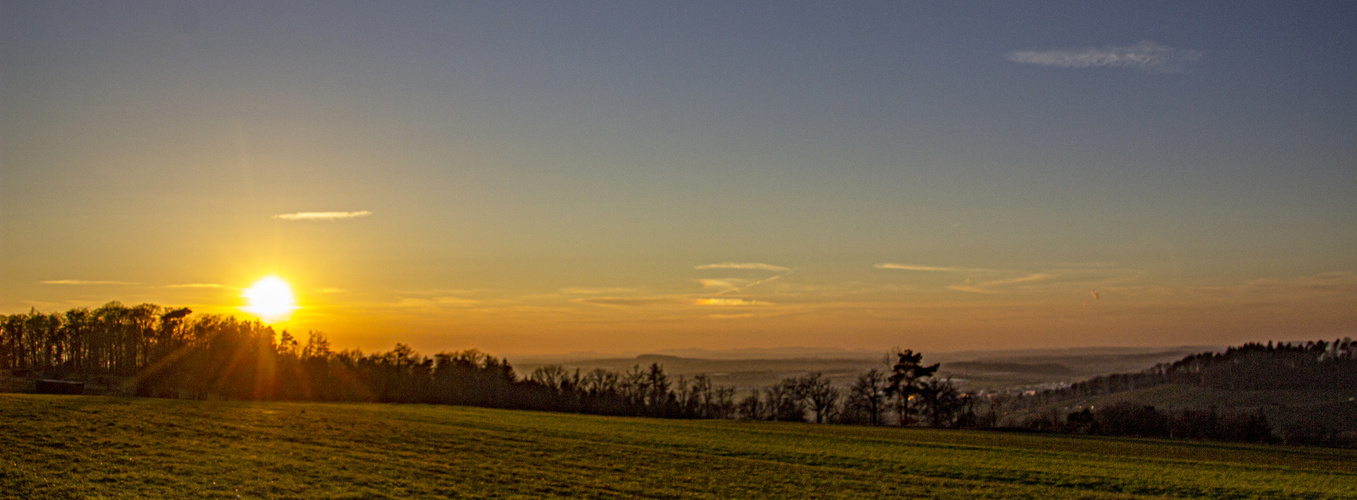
2,1,1354,356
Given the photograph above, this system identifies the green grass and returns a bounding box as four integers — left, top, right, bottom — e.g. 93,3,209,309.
2,394,1354,499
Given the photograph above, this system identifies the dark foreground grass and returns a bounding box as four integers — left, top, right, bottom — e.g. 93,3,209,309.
2,394,1354,499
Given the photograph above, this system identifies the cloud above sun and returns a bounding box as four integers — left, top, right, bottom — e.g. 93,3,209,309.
876,262,1074,295
576,297,681,307
694,262,790,272
560,287,638,295
875,263,977,272
1007,41,1203,73
948,273,1059,294
696,298,773,306
273,211,372,221
698,278,750,290
40,280,136,285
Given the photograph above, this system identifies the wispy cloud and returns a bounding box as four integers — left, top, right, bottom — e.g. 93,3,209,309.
695,262,790,272
706,275,783,296
875,263,974,272
698,278,750,290
946,285,1000,295
696,298,773,306
273,211,372,221
41,280,135,285
948,273,1059,294
577,297,679,307
695,263,789,296
167,283,224,288
560,287,638,295
1007,41,1204,73
392,296,481,308
708,313,758,319
984,273,1058,287
393,288,487,296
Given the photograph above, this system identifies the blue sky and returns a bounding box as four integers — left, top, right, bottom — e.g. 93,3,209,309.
3,1,1354,354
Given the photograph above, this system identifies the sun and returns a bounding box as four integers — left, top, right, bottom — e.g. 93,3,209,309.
242,275,298,323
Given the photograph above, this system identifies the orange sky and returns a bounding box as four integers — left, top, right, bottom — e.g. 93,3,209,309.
3,3,1354,355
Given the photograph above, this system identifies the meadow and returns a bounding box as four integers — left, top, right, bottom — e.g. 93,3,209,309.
2,394,1354,499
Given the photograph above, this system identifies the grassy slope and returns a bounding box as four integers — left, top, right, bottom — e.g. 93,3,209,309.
2,395,1355,499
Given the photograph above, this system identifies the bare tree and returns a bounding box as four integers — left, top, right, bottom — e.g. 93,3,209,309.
737,391,764,420
620,365,647,407
766,378,806,422
643,363,671,414
713,385,737,419
690,374,713,417
800,372,840,423
581,368,618,395
529,364,570,392
846,368,889,425
917,377,962,427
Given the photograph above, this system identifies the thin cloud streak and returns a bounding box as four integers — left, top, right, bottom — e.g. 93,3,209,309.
391,296,481,308
698,278,749,290
576,297,680,307
167,283,224,288
695,262,790,272
947,285,1000,295
41,280,136,285
714,275,782,296
983,273,1059,287
273,211,372,221
948,273,1059,294
708,313,758,319
561,287,638,295
875,263,973,272
1007,41,1204,73
696,298,774,306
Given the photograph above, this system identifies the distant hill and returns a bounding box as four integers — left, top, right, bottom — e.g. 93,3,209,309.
1010,340,1357,444
513,345,1219,392
945,362,1074,376
513,354,883,391
937,346,1219,390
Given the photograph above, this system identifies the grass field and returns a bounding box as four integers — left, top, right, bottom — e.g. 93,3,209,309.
2,394,1354,499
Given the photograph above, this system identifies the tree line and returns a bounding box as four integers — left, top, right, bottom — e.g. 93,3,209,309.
0,303,969,425
9,303,1350,446
732,350,978,428
1020,403,1274,443
0,303,725,417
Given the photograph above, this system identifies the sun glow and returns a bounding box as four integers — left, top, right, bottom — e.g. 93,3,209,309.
242,275,298,323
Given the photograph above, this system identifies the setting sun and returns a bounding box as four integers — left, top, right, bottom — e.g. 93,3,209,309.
242,275,298,323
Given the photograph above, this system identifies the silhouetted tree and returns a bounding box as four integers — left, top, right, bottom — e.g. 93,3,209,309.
765,378,806,422
737,391,764,420
915,378,962,428
800,372,840,424
845,368,888,425
887,349,939,426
